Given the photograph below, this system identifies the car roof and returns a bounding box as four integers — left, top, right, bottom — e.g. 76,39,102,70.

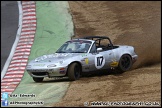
72,38,95,43
72,36,112,43
72,36,111,41
82,36,111,40
74,36,114,46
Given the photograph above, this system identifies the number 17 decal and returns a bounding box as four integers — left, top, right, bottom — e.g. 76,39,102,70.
95,54,105,69
97,56,103,66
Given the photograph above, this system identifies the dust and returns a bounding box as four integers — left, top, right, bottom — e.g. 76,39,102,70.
53,1,161,107
112,1,161,68
70,1,161,68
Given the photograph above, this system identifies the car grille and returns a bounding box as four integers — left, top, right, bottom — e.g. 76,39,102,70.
32,72,47,76
27,69,52,72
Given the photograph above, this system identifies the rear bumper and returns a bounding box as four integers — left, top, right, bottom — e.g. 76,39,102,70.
132,55,138,63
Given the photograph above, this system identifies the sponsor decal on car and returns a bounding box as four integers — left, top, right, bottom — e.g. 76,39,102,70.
95,54,105,69
110,61,118,67
85,58,89,64
33,64,45,67
81,53,87,57
59,68,66,74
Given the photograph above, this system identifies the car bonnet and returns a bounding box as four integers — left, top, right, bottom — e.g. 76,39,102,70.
34,53,82,63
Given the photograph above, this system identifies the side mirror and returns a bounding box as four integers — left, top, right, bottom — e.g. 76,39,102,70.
97,48,103,52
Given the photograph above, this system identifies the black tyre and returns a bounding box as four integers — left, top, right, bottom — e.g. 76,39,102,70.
118,54,132,73
33,77,44,82
68,63,81,81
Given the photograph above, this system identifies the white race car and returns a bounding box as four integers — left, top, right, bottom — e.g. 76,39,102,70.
26,36,138,82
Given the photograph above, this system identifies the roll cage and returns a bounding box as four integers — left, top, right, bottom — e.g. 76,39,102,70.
71,36,117,53
82,36,114,50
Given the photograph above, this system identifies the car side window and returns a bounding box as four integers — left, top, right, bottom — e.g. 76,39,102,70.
90,43,97,53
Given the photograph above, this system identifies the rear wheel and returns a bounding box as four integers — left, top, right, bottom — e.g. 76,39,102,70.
33,77,44,82
117,54,132,73
68,63,81,81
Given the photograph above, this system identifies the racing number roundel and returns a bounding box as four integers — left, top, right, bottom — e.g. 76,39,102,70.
95,54,105,69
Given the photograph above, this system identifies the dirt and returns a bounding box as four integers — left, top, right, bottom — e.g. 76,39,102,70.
53,1,161,107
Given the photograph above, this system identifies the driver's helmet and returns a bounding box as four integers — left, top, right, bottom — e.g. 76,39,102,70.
80,43,86,49
75,43,81,49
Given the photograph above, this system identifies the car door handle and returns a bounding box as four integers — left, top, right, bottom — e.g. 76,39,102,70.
109,53,112,55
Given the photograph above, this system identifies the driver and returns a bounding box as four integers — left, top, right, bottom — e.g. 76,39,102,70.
81,43,90,52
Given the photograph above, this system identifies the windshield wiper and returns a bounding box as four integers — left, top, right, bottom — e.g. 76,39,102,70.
72,52,86,53
56,51,66,53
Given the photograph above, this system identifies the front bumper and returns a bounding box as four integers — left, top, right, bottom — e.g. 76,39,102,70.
26,66,68,78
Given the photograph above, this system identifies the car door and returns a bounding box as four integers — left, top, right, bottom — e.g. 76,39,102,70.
100,49,114,69
87,43,114,71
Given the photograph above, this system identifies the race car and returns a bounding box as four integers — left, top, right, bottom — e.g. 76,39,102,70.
26,36,138,82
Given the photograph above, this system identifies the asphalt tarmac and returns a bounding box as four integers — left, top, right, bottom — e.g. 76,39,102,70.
1,1,18,71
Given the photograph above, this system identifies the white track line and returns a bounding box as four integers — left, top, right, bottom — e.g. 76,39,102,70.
1,1,37,95
1,1,23,80
1,1,37,96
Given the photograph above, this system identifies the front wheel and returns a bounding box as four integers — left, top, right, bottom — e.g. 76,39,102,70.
117,54,132,73
33,77,44,82
68,63,81,81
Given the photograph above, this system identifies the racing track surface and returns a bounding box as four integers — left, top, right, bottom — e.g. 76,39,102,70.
1,1,18,71
53,1,161,107
7,1,73,107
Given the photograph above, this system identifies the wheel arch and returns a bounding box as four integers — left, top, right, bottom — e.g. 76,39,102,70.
65,61,82,76
122,53,132,59
117,53,133,72
115,46,134,61
119,53,133,61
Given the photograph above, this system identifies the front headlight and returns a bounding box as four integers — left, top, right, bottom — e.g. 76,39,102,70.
35,55,48,62
47,64,57,67
35,57,41,62
26,65,31,68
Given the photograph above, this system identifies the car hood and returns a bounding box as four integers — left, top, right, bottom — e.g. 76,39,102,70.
33,53,82,63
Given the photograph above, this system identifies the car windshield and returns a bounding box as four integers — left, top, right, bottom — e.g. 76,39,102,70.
56,40,92,53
